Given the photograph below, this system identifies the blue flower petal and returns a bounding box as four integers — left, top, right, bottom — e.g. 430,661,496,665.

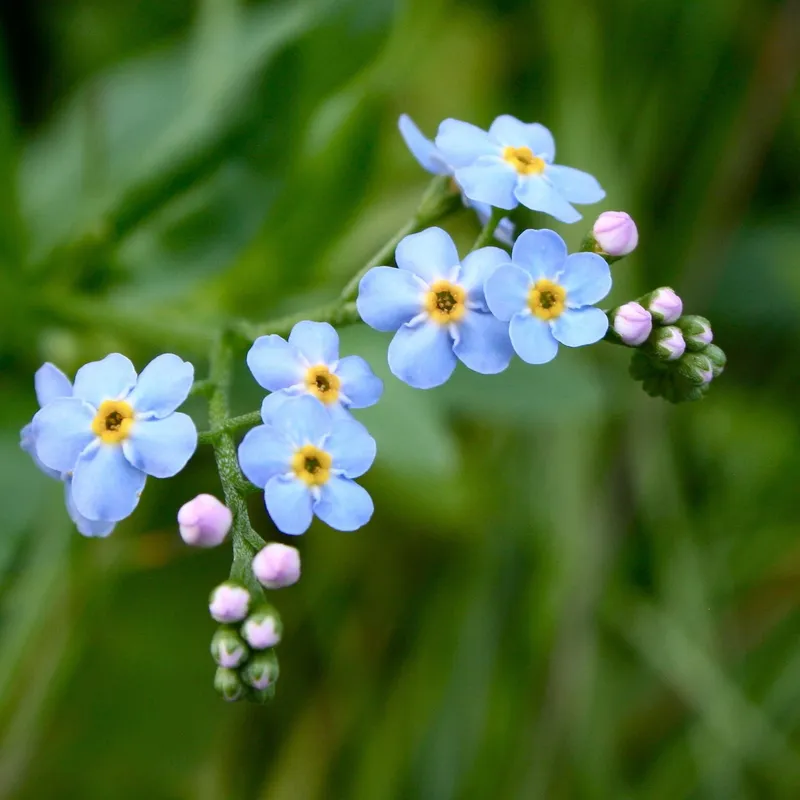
71,353,137,407
334,355,383,408
314,476,374,532
271,394,332,446
65,478,115,538
435,119,499,167
484,264,531,321
238,424,294,488
459,246,510,307
398,114,451,175
454,161,518,210
326,419,376,478
260,390,295,424
551,306,609,348
488,115,556,160
395,227,460,284
289,320,339,365
511,229,568,281
35,363,72,406
122,413,197,478
126,354,194,419
514,176,581,223
453,310,514,374
71,442,146,522
561,253,612,307
264,475,313,535
387,320,457,389
509,313,560,364
357,267,426,332
545,164,605,204
33,398,95,473
247,335,305,391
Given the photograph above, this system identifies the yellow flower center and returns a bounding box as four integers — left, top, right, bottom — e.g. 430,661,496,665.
91,399,135,444
528,279,567,321
424,279,466,325
291,444,332,486
502,145,545,176
304,365,341,405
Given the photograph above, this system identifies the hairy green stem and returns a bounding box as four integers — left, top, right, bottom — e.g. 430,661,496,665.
471,207,505,250
199,410,262,444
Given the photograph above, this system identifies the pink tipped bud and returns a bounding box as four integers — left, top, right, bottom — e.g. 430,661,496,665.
209,583,250,623
242,609,282,650
593,211,639,256
649,326,686,361
611,302,652,346
646,287,683,324
210,627,249,669
252,543,301,589
178,494,232,548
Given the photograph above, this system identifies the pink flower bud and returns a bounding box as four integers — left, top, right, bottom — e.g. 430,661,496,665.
650,326,686,361
178,494,232,547
242,610,282,650
209,583,250,623
252,543,301,589
647,287,683,324
592,211,638,256
612,302,652,346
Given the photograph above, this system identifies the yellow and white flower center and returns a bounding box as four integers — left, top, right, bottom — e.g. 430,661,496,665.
291,444,332,486
305,365,341,405
528,279,567,321
91,399,135,444
503,145,545,176
424,279,466,324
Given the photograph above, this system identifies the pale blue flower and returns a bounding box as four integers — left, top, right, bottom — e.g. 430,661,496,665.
357,227,514,389
435,115,605,223
247,320,382,424
238,395,375,535
484,229,611,364
32,353,197,524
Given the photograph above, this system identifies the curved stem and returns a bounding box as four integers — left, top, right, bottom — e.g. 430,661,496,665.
471,207,504,251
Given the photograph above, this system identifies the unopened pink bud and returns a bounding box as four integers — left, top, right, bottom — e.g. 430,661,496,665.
647,287,683,324
650,326,686,361
209,583,250,623
178,494,232,547
612,302,652,346
242,610,282,650
593,211,639,256
253,543,301,589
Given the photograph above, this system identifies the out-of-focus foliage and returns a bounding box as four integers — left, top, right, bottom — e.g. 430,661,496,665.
1,0,799,797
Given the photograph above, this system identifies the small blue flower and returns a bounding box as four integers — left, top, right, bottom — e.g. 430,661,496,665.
484,229,612,364
434,115,605,223
357,227,514,389
247,320,383,423
398,114,515,246
32,353,197,524
20,363,115,538
238,395,376,535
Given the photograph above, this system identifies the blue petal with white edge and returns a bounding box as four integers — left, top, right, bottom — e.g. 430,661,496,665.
289,320,339,365
65,478,115,538
395,227,460,284
560,253,612,307
398,114,451,175
260,390,296,424
335,355,383,408
509,313,560,364
545,164,605,204
387,320,457,389
435,119,498,167
35,363,72,406
122,413,197,478
326,419,376,478
126,354,194,419
247,335,305,391
271,394,331,446
458,246,510,306
454,161,518,210
484,264,531,321
72,353,137,407
314,477,374,532
33,398,95,473
551,307,609,348
511,229,568,281
71,442,146,522
453,310,514,374
357,267,425,332
264,475,313,535
238,424,294,489
488,115,556,161
514,176,581,224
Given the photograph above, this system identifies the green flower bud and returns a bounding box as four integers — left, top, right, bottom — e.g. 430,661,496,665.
241,650,279,692
702,344,727,377
676,353,714,386
211,627,249,669
646,325,685,361
676,315,713,351
249,685,277,705
214,667,245,703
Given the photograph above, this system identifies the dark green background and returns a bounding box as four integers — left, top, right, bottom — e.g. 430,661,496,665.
1,0,799,797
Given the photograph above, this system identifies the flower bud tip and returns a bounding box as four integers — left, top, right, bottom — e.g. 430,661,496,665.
209,583,250,624
178,494,232,548
592,211,638,257
253,543,301,589
611,302,652,346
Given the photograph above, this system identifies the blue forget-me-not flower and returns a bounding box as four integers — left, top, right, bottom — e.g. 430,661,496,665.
357,227,514,389
484,229,612,364
247,321,383,423
32,353,197,524
238,394,376,535
435,115,604,223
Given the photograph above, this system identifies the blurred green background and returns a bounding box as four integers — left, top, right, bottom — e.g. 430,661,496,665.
1,0,799,797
